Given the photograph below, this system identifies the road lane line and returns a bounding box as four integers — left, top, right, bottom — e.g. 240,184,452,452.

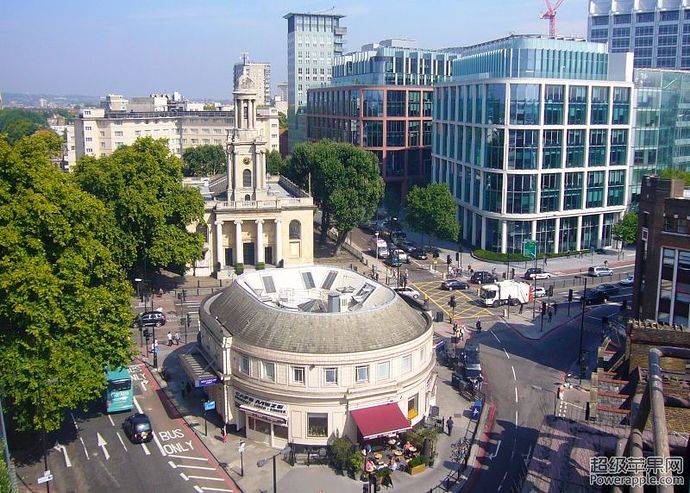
503,348,510,359
116,432,128,451
168,460,177,469
169,454,209,461
141,443,151,455
194,487,203,493
180,472,189,481
515,410,518,424
200,487,233,492
133,396,144,414
79,437,90,460
187,475,225,482
515,387,519,403
152,430,166,456
511,366,517,381
70,412,79,432
491,331,501,343
107,414,115,427
176,464,216,471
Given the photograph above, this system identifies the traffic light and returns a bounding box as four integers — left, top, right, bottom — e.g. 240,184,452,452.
143,328,150,340
447,254,452,265
568,289,573,302
541,301,547,317
455,252,459,262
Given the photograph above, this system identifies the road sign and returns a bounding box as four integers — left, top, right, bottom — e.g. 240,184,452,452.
204,400,216,411
37,470,53,484
523,240,537,259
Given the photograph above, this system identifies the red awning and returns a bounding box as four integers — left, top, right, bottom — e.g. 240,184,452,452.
351,403,411,440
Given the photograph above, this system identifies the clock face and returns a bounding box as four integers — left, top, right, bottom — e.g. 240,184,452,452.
243,157,251,165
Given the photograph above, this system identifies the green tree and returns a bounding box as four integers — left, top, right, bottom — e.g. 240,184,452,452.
285,140,383,252
74,137,205,275
659,167,690,185
203,103,217,111
0,445,12,493
0,109,47,144
278,112,288,129
182,144,226,176
612,211,638,246
266,149,284,175
405,183,459,247
0,134,133,432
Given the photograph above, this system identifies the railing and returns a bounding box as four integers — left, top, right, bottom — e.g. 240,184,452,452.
215,197,313,210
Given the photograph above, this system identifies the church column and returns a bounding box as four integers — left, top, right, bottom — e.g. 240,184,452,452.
251,99,256,128
235,220,244,264
275,219,283,267
215,220,224,270
256,220,265,263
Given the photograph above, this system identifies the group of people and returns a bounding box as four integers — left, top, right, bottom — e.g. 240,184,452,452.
167,331,181,346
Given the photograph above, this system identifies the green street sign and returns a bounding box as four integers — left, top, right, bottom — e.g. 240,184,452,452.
523,239,537,259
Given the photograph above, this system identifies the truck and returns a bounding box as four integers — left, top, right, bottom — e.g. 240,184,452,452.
368,237,389,259
479,280,531,307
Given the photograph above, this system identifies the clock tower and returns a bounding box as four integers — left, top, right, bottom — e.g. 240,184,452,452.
226,74,268,201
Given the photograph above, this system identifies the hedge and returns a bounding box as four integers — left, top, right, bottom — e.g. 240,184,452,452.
235,262,245,275
472,249,591,263
255,262,266,270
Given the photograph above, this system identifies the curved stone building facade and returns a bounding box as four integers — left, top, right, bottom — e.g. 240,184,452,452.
195,266,436,448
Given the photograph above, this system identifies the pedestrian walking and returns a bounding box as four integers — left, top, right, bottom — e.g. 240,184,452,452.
548,308,553,324
167,331,173,346
475,319,482,333
553,303,558,316
446,416,454,436
459,326,465,340
519,302,524,314
174,332,180,345
544,256,548,266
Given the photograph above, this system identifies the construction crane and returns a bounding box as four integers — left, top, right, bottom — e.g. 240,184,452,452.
541,0,566,37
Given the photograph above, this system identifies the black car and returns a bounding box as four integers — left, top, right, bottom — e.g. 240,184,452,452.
410,248,428,260
398,240,416,253
123,413,153,444
427,246,441,258
470,271,498,284
441,279,469,291
595,283,620,298
581,289,607,306
384,256,402,267
134,311,166,327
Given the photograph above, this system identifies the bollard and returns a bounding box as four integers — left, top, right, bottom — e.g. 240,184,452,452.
503,308,508,318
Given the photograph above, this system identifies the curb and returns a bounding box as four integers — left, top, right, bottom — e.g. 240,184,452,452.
500,312,582,341
460,402,496,492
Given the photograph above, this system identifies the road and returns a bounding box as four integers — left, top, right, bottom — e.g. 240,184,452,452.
17,362,236,493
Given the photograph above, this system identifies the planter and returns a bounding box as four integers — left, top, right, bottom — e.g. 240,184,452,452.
235,263,244,275
409,464,426,475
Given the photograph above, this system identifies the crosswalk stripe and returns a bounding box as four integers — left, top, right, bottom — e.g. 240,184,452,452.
169,454,209,461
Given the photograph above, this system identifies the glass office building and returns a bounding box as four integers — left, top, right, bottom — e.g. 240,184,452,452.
632,69,690,203
588,0,690,69
433,35,634,255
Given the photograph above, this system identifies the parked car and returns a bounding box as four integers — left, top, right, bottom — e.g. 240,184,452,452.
534,286,547,298
595,283,620,298
470,271,498,284
441,279,470,291
384,256,402,267
390,248,410,263
397,240,416,252
427,246,441,258
462,344,482,384
123,413,153,444
393,287,421,299
619,274,634,286
581,289,607,305
524,267,552,280
410,248,428,260
134,311,166,327
588,265,614,277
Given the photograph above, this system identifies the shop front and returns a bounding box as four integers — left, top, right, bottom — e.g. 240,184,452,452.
234,390,288,448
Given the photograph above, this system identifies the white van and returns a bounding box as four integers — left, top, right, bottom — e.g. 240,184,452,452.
369,237,389,258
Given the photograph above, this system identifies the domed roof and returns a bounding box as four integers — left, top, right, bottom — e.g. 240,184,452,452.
202,267,431,354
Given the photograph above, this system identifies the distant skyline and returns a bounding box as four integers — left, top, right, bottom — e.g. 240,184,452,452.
1,0,588,100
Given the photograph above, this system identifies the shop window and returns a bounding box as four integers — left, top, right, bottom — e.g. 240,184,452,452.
249,417,271,435
274,425,289,440
307,413,328,437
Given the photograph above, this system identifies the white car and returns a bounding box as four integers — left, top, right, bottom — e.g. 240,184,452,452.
534,286,547,298
393,287,420,299
390,249,410,263
619,274,634,286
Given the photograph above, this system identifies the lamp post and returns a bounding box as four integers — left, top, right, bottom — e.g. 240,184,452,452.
374,231,380,261
134,278,143,302
574,275,588,384
257,445,291,493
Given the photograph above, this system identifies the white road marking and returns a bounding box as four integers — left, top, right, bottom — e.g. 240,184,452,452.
187,475,224,482
488,440,502,460
152,430,167,456
70,412,79,432
178,464,216,471
503,348,510,359
199,487,233,492
140,381,147,392
116,432,128,451
141,443,151,455
168,454,209,461
53,443,72,467
180,472,189,481
168,460,177,468
194,487,203,493
515,410,519,424
96,433,110,460
511,366,517,381
491,331,502,343
515,387,519,403
107,414,115,427
79,437,90,460
133,396,144,414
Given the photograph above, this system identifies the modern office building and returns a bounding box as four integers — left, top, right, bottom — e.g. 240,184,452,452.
306,40,458,202
433,35,634,255
588,0,690,69
233,55,271,106
631,68,690,203
187,266,435,449
633,176,690,324
284,11,347,151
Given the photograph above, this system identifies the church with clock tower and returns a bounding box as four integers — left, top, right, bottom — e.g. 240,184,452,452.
188,74,315,278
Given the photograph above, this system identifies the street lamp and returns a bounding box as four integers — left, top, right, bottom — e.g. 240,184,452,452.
257,445,291,493
134,278,143,302
574,275,588,384
374,231,380,261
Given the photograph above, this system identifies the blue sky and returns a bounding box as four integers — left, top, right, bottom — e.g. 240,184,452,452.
0,0,588,100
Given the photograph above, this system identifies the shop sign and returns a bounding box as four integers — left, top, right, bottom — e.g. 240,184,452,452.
234,390,286,415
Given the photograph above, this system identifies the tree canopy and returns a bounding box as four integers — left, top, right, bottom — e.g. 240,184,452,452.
405,183,459,246
182,144,226,176
659,168,690,185
285,140,383,252
0,109,48,144
0,134,133,431
278,112,288,129
74,137,205,275
612,211,639,246
267,149,284,175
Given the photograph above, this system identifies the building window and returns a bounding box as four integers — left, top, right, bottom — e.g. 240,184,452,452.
542,130,563,169
507,175,536,214
292,366,305,384
242,169,252,187
376,361,390,381
568,86,587,125
307,413,328,437
544,85,564,125
401,354,412,373
612,87,630,124
590,87,609,125
485,84,505,125
607,170,625,206
261,361,275,382
588,129,608,166
510,84,540,125
483,172,502,213
363,121,383,147
609,129,627,166
324,367,338,385
485,128,503,170
566,130,585,167
540,174,560,213
289,220,301,240
355,365,369,383
563,172,583,210
586,171,605,208
239,355,250,375
387,90,405,117
408,395,419,420
508,130,539,170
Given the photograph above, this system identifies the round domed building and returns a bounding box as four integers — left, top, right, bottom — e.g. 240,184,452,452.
190,265,437,449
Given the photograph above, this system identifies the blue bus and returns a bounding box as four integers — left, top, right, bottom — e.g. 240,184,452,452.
105,367,133,413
